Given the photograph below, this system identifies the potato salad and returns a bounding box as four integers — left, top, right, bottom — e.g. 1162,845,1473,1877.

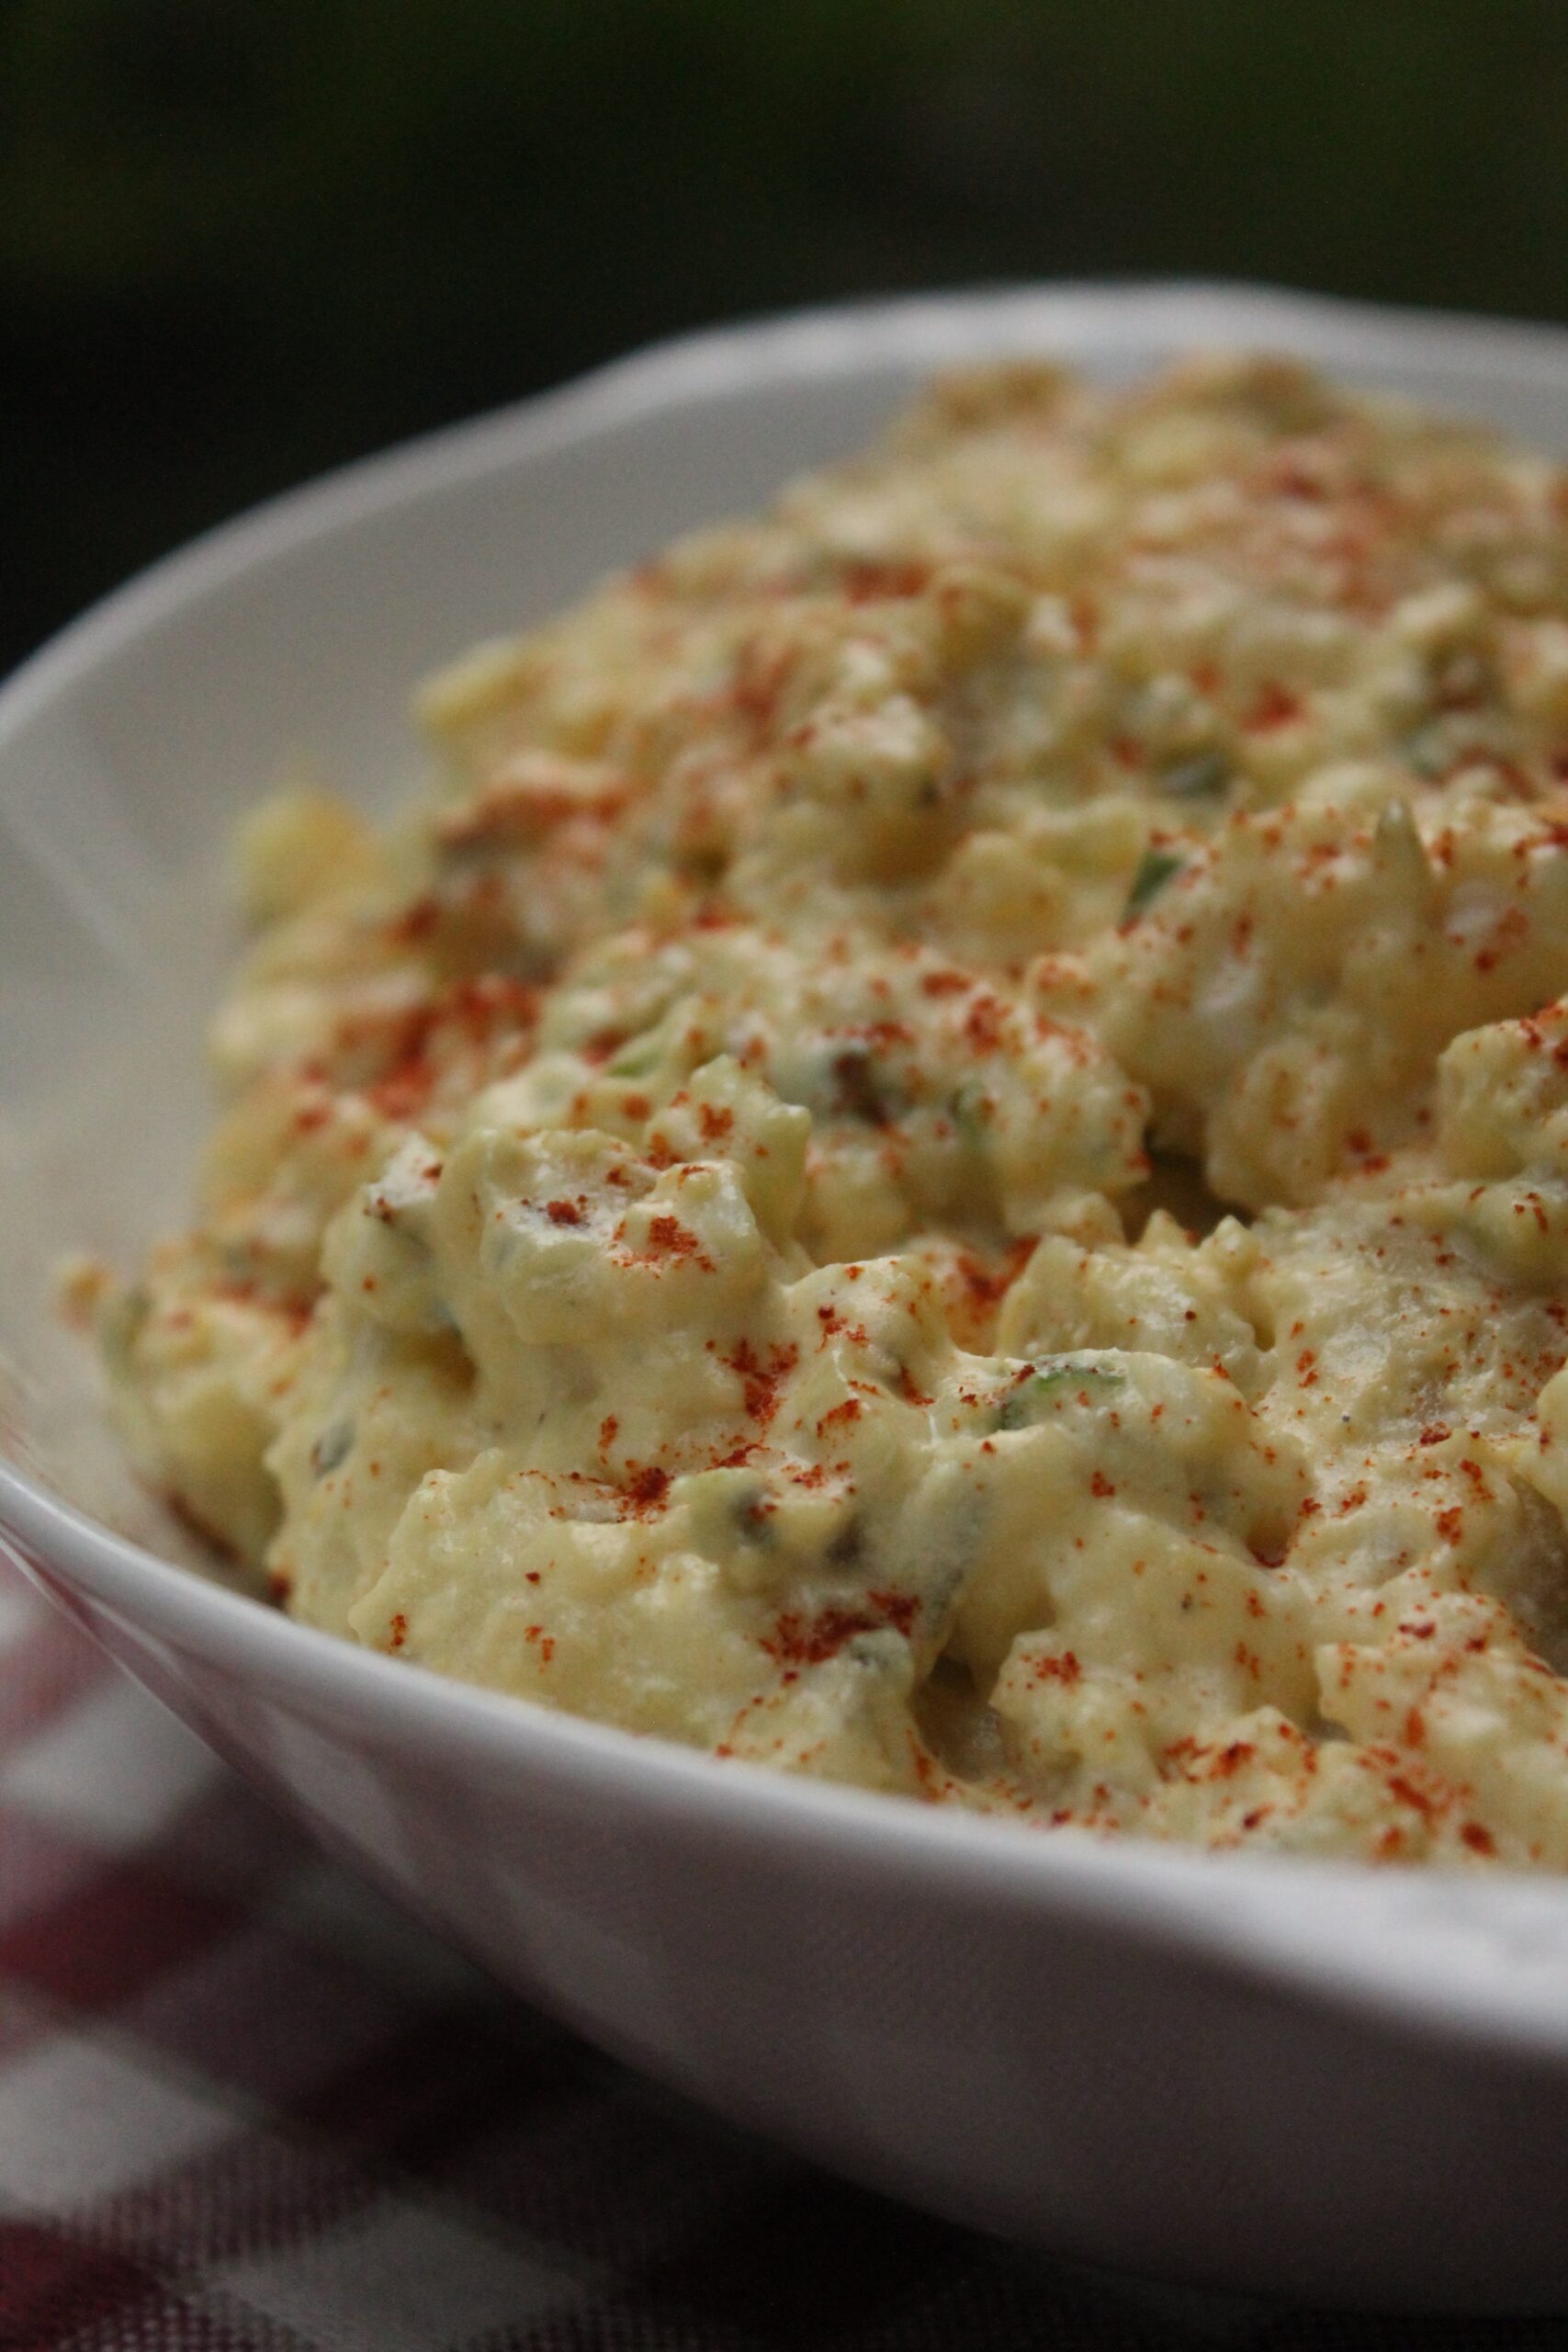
92,355,1568,1863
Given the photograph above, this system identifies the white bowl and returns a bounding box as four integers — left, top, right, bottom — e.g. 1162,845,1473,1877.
9,283,1568,2310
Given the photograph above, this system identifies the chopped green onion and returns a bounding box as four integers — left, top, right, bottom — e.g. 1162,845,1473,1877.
310,1420,355,1477
997,1360,1123,1429
1123,848,1186,918
1160,751,1230,799
607,1039,662,1080
950,1080,989,1145
1400,722,1451,780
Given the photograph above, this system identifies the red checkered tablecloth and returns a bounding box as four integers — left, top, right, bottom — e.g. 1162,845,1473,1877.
0,1544,1561,2352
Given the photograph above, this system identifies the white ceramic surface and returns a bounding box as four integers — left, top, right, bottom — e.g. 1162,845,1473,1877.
8,283,1568,2308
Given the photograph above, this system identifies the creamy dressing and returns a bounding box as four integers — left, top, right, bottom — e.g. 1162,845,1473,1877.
94,355,1568,1861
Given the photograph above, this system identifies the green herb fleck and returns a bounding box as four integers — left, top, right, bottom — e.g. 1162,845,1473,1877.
606,1038,662,1080
310,1420,355,1477
1160,751,1230,800
997,1359,1123,1429
1400,722,1451,781
950,1080,989,1146
1123,848,1186,919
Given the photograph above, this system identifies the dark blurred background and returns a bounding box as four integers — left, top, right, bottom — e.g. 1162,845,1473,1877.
5,0,1568,674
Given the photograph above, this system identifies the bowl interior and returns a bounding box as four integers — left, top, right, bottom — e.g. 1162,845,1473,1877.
26,295,1568,2290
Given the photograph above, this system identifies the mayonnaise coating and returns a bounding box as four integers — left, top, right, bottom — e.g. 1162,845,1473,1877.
95,356,1568,1862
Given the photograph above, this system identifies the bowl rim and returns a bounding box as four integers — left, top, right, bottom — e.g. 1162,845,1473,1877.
11,275,1568,2067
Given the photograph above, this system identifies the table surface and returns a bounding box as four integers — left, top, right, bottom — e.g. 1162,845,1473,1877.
1,1546,1562,2351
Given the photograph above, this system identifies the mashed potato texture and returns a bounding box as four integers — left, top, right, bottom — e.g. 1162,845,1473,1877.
97,355,1568,1862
